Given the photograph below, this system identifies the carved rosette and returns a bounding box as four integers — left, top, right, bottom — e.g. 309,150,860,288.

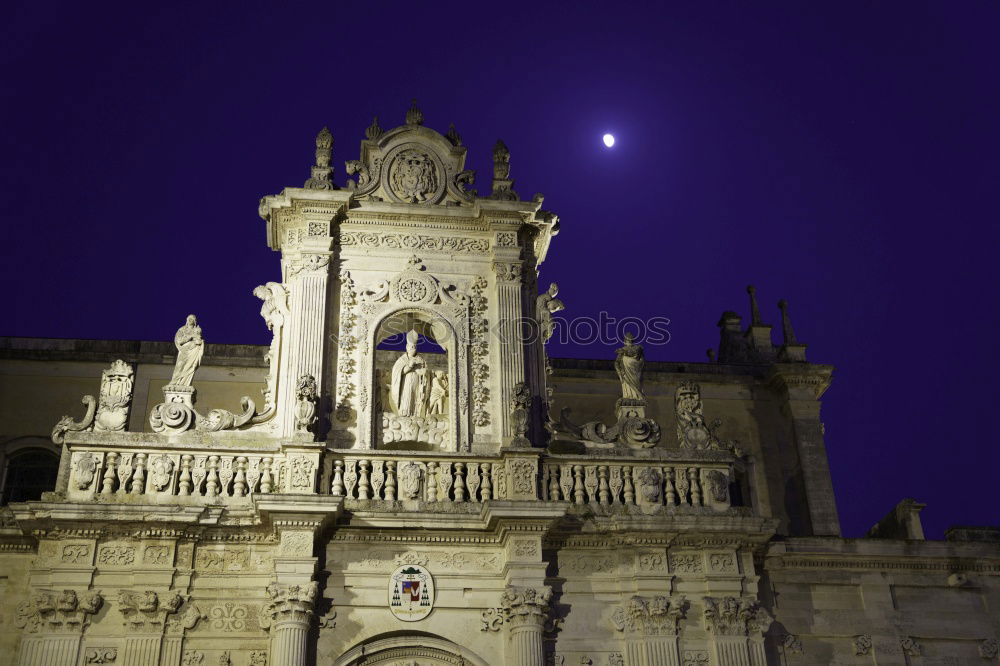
702,597,772,637
610,595,687,636
259,582,318,630
15,589,104,634
500,585,552,631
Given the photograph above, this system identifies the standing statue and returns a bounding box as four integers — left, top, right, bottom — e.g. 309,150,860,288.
253,283,289,415
535,283,565,344
390,330,428,417
428,371,448,416
615,332,645,401
168,315,204,387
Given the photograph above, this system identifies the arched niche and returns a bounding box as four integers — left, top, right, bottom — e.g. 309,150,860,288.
359,305,470,452
332,633,489,666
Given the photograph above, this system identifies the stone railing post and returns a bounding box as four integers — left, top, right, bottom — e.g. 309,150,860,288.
501,585,551,665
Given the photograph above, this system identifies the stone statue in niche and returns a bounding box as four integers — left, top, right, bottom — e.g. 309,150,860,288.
428,371,448,416
168,315,204,388
390,330,429,417
380,329,449,447
536,283,565,344
615,332,645,402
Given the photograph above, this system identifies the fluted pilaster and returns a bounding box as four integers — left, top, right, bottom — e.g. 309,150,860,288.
493,262,526,439
281,254,330,437
501,585,551,666
262,582,318,666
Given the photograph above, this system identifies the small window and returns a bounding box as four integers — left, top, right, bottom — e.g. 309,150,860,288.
2,449,59,504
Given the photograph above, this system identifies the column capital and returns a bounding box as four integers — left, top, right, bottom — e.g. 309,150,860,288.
14,588,103,635
500,585,552,630
702,596,772,636
766,364,833,401
260,582,318,630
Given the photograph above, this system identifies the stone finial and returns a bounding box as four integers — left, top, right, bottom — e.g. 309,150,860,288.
365,116,383,140
491,140,518,200
304,127,335,190
747,285,763,326
777,299,797,345
446,122,462,146
405,99,424,126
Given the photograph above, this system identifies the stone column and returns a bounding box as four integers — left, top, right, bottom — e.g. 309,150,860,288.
767,365,840,536
493,261,527,440
704,596,772,666
262,583,317,666
611,595,684,666
501,585,551,666
16,635,80,666
13,589,103,666
280,249,332,438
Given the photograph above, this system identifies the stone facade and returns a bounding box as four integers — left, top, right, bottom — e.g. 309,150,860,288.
1,106,997,665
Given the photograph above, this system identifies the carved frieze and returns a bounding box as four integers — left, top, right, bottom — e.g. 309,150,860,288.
339,231,489,254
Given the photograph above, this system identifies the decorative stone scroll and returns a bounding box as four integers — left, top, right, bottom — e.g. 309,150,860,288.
52,395,96,444
610,595,687,635
335,271,359,422
339,231,489,254
469,276,490,427
14,589,104,633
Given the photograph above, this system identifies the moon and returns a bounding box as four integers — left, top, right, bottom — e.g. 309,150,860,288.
602,133,615,147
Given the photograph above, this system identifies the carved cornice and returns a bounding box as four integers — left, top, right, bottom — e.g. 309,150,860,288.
765,365,834,400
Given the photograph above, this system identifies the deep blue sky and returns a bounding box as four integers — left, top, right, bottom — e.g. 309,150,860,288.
4,2,998,538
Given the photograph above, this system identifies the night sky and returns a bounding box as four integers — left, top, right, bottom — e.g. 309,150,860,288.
4,2,998,538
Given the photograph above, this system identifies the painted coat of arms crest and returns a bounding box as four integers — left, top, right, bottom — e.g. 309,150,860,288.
388,564,434,621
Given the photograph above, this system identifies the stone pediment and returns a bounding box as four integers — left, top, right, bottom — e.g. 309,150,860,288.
345,104,475,207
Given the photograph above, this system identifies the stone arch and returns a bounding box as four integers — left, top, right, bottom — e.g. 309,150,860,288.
0,437,60,504
332,632,490,666
361,304,470,452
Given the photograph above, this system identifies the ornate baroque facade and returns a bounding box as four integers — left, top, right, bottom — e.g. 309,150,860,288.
1,106,998,665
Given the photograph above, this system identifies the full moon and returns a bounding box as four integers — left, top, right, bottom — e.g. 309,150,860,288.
602,133,615,147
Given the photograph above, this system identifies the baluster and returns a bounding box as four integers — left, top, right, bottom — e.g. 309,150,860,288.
438,462,453,501
385,461,396,501
246,457,262,494
623,466,635,505
584,466,598,503
426,462,438,502
466,462,481,501
260,458,274,494
101,452,118,494
358,460,371,500
218,457,234,497
233,457,248,497
480,463,492,501
454,462,466,502
572,465,585,505
205,456,220,497
130,453,147,495
598,466,610,505
178,454,193,496
370,460,385,500
559,464,573,501
547,465,560,501
689,467,702,506
331,460,345,497
674,466,690,505
117,454,133,494
608,466,623,504
664,466,677,506
344,460,358,498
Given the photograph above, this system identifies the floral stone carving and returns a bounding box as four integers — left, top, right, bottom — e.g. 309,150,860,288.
703,596,772,636
610,595,686,635
500,585,552,630
15,589,103,633
295,374,318,432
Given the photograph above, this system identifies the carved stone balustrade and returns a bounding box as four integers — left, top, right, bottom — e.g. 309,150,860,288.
61,432,322,504
542,451,739,512
329,449,540,503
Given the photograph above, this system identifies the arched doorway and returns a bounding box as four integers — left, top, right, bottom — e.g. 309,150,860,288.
333,634,490,666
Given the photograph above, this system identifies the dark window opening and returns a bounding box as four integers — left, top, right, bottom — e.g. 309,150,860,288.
2,449,59,504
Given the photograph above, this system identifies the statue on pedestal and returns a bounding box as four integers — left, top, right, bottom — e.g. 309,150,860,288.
615,332,645,402
168,315,204,388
